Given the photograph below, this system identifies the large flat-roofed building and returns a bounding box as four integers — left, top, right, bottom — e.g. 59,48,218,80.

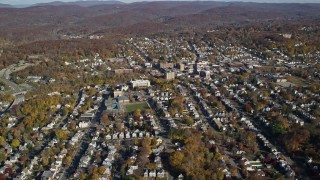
114,69,133,75
165,71,175,80
113,90,123,97
177,63,185,71
80,112,95,121
118,96,130,104
159,62,174,69
105,98,124,115
130,80,151,88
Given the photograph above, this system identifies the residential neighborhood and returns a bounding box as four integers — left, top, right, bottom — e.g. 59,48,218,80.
0,16,319,180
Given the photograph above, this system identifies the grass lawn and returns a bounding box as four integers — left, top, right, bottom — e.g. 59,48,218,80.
286,76,308,86
125,102,150,113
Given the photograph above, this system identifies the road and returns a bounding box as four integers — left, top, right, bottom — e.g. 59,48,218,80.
0,62,35,114
219,82,303,176
0,62,35,79
60,95,104,179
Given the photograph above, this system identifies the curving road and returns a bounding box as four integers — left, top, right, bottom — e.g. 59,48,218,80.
0,62,35,113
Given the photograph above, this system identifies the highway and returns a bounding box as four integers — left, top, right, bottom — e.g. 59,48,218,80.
0,62,35,114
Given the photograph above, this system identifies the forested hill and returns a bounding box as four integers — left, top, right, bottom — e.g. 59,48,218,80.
0,1,319,42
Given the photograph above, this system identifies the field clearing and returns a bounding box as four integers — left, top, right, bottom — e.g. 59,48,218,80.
286,76,308,86
124,102,150,113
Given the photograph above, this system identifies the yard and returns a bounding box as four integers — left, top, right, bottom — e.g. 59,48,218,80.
124,102,150,113
285,76,308,86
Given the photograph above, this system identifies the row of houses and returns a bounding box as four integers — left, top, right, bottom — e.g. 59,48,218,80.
256,133,295,177
143,169,165,178
106,130,153,140
41,148,68,180
101,144,117,178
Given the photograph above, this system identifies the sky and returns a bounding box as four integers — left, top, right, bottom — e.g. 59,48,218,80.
1,0,320,5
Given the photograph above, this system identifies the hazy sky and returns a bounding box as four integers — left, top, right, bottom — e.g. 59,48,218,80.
1,0,320,5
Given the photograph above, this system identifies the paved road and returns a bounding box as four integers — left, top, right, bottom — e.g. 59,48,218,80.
0,62,35,79
0,62,36,113
60,95,104,179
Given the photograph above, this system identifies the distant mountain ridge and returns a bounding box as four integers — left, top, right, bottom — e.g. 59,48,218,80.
32,0,124,7
0,1,319,42
0,3,13,8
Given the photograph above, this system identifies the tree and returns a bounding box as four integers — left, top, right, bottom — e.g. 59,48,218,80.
277,115,290,130
134,109,141,118
55,130,69,141
144,109,152,115
141,137,151,148
168,95,184,116
137,145,150,170
208,55,216,63
0,136,6,147
98,166,105,174
0,151,6,162
170,151,184,168
309,84,319,93
101,112,112,126
63,155,72,166
62,107,70,116
242,131,258,153
69,121,77,131
284,128,310,153
115,122,124,131
185,116,194,126
168,107,177,117
79,173,88,180
0,174,6,180
168,130,224,179
244,104,253,114
42,156,49,166
11,139,20,148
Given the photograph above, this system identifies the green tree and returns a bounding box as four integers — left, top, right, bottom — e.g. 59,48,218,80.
79,173,88,180
185,116,194,126
11,139,20,148
0,136,6,147
55,130,69,141
0,151,6,162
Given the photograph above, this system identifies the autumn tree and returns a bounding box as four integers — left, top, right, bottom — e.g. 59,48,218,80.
0,173,5,180
11,139,20,148
168,95,184,116
55,130,69,141
100,112,112,126
184,116,194,126
133,109,141,120
41,156,49,166
98,166,105,174
63,155,72,166
0,151,6,162
169,130,224,179
170,151,184,170
136,138,151,172
284,128,310,153
244,103,253,113
0,136,6,147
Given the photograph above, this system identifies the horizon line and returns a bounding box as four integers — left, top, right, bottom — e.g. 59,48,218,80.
2,0,320,6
